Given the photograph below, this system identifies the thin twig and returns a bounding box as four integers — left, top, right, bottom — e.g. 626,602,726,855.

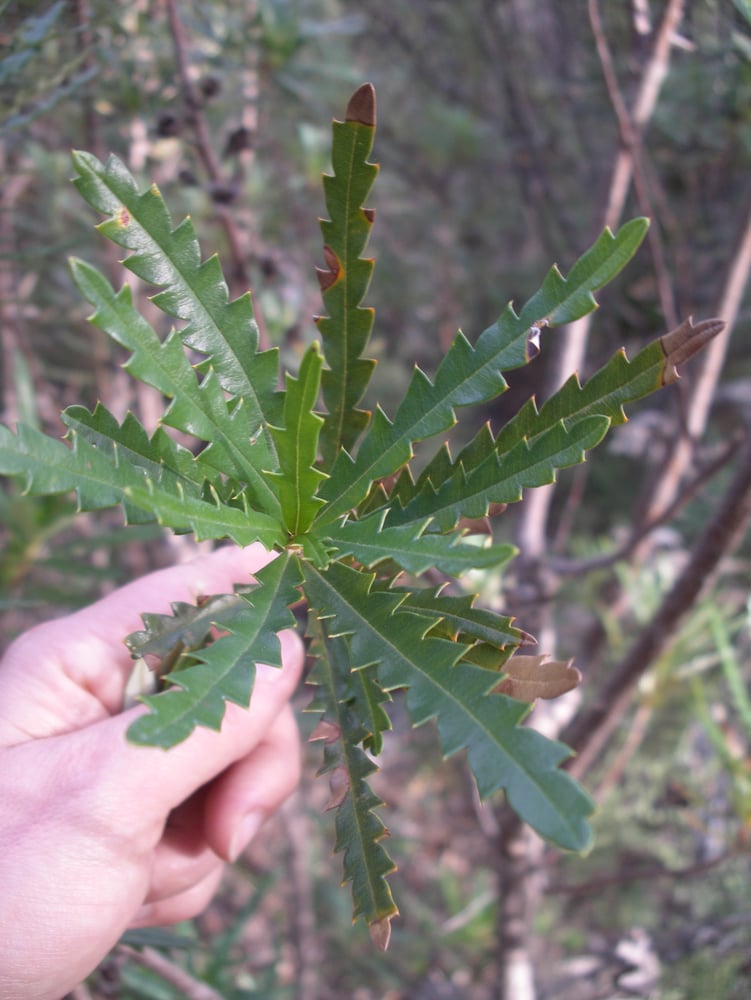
163,0,269,345
548,435,741,577
589,0,679,328
563,432,751,781
116,944,224,1000
595,699,653,799
513,0,685,576
547,849,736,898
642,199,751,531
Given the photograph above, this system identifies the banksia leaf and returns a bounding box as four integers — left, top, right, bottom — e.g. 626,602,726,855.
71,150,283,436
316,220,649,527
69,258,280,516
323,510,516,576
304,560,594,850
126,592,251,667
127,552,301,747
308,621,398,939
397,588,524,656
0,84,724,943
390,415,610,531
0,421,283,546
316,83,378,468
493,316,726,458
265,343,327,537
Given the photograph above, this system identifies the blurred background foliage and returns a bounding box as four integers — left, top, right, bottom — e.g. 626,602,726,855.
3,1,751,997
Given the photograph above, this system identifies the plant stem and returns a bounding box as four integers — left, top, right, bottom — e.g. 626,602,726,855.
116,944,224,1000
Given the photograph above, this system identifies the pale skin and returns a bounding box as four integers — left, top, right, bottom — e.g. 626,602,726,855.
0,544,304,1000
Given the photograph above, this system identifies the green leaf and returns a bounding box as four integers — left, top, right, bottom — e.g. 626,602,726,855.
390,415,610,531
308,620,398,941
322,511,516,576
0,422,283,547
316,219,648,526
304,560,594,851
71,151,283,438
493,316,725,457
519,219,648,328
398,588,523,654
61,403,203,524
126,592,253,663
69,258,281,517
265,343,327,536
127,553,300,746
316,83,379,467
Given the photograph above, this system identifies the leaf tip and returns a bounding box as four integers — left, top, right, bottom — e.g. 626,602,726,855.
496,654,581,702
660,315,725,384
368,915,393,951
345,83,376,127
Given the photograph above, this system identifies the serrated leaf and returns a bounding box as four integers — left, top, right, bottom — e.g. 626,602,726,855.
496,655,581,702
316,83,379,467
127,553,300,746
316,220,648,526
493,316,725,458
265,343,327,536
304,560,594,850
71,151,283,439
521,219,649,327
0,422,283,546
322,510,516,576
69,258,281,517
390,415,610,531
307,620,398,933
61,402,202,524
398,588,524,653
126,592,251,663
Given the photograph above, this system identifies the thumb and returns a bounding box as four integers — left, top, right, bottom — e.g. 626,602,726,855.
76,628,305,837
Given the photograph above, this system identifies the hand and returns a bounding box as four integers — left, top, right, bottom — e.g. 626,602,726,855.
0,544,304,1000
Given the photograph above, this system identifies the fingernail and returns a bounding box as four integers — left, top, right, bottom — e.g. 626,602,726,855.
229,810,264,862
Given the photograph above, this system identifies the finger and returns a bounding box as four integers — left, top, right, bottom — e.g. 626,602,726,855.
0,544,276,736
203,702,301,862
54,543,275,685
130,867,225,928
143,788,222,904
84,629,305,833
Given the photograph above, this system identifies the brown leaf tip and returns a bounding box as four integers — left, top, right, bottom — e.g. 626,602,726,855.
660,316,725,385
369,915,393,951
495,655,581,703
346,83,376,127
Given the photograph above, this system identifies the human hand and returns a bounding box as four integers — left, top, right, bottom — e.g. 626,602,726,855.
0,544,304,1000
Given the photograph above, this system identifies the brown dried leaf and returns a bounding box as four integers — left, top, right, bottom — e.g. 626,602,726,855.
495,654,581,703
